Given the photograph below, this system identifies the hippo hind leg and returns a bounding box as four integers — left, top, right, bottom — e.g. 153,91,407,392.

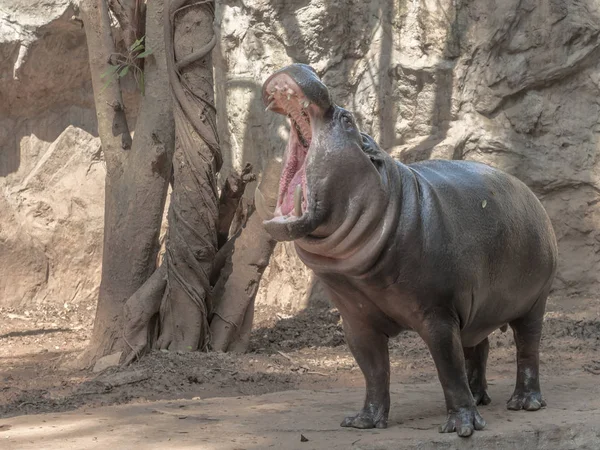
339,318,390,429
463,338,492,406
507,297,547,411
422,310,486,437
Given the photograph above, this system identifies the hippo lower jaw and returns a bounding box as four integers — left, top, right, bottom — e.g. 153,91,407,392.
255,181,319,242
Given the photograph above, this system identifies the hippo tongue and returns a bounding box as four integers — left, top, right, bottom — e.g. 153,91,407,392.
281,169,304,215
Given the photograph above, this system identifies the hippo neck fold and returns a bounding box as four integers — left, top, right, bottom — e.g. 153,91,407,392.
294,157,403,280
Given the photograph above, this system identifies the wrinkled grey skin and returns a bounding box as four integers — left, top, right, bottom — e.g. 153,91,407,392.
260,64,558,437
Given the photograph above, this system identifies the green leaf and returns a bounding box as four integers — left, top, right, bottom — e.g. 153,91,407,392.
136,48,154,59
129,36,144,52
130,44,144,54
481,199,487,208
119,65,130,77
100,64,119,78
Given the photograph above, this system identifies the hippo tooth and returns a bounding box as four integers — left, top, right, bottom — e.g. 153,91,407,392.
265,100,276,112
302,100,310,108
294,185,303,217
255,186,274,221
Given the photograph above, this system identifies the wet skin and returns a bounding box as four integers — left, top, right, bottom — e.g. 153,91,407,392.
257,64,558,437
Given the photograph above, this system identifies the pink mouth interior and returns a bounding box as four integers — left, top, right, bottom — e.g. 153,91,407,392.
279,124,308,215
264,74,313,217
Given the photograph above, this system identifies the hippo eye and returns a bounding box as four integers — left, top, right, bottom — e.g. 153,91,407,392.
341,114,353,130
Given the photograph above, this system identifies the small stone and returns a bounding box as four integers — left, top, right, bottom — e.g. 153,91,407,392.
92,352,122,373
300,434,309,442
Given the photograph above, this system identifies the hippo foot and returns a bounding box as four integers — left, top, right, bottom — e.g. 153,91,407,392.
471,388,492,406
439,407,486,437
341,411,387,429
507,391,546,411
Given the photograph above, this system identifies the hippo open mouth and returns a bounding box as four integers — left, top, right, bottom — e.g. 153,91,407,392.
256,64,333,240
264,73,313,217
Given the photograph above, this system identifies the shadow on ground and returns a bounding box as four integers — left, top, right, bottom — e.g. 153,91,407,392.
250,290,345,353
0,296,598,420
0,328,72,339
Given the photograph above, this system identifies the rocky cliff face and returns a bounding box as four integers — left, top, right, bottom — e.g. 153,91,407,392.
1,0,598,310
216,0,600,311
0,0,101,307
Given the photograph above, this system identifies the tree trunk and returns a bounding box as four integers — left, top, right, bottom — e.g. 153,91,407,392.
80,0,174,367
108,0,145,49
152,0,221,352
86,0,278,364
216,163,255,249
123,165,255,362
209,160,281,352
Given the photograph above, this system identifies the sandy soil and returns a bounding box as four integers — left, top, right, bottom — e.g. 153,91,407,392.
3,374,600,449
0,294,598,424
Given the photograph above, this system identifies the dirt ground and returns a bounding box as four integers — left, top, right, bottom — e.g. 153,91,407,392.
0,293,599,425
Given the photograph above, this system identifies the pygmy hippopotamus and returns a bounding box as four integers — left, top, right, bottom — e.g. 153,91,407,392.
255,64,558,437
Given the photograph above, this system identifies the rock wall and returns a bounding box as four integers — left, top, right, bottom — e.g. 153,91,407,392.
0,0,102,308
215,0,600,312
1,0,599,310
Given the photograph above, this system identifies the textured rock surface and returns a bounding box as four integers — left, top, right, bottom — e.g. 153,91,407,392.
0,125,105,307
0,0,102,307
1,0,599,309
214,0,600,312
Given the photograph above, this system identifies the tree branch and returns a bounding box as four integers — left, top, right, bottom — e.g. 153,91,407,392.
108,0,144,49
80,0,132,178
216,163,256,249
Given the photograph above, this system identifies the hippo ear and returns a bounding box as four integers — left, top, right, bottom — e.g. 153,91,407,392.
360,132,385,163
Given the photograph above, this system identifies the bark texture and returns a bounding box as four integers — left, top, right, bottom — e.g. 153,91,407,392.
80,0,174,366
122,0,271,362
108,0,145,49
216,163,255,249
151,0,221,352
209,160,280,352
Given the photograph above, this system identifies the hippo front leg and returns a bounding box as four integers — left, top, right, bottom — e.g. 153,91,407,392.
340,318,390,429
421,312,486,437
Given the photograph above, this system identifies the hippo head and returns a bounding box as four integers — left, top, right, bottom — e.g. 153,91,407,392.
257,64,388,243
